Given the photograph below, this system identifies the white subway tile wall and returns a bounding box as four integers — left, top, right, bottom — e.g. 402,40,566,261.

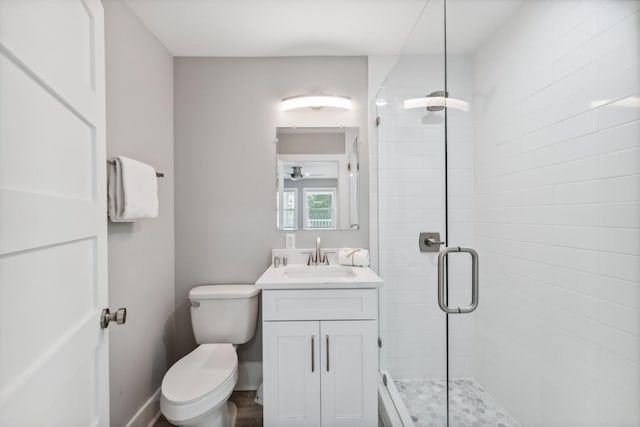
473,1,640,425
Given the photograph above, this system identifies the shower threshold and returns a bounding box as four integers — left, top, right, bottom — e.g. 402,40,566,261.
394,378,520,427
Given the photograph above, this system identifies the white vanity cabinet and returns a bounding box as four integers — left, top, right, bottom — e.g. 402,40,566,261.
261,289,379,427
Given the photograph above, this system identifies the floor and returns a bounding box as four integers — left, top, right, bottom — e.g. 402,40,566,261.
154,391,262,427
155,389,384,427
395,378,520,427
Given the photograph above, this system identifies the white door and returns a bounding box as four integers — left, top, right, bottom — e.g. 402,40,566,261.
320,320,377,427
263,321,321,427
0,0,108,425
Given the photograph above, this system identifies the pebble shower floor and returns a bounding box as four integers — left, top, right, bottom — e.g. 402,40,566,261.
395,378,520,427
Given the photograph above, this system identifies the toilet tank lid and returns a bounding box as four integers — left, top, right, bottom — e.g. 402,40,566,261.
189,284,260,300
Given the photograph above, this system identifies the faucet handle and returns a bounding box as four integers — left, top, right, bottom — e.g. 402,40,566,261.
303,251,315,265
321,251,336,265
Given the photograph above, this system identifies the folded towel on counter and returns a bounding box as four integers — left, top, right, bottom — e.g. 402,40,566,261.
338,248,370,267
108,156,159,222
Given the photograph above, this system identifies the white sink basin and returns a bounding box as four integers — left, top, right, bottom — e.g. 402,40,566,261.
256,264,383,289
283,266,356,279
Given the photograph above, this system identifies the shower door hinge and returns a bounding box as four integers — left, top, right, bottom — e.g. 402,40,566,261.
382,373,388,386
376,116,381,126
378,337,382,348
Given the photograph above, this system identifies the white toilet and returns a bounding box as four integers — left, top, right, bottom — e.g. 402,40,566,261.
161,284,260,427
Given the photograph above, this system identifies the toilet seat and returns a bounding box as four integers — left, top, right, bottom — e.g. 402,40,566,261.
161,344,238,424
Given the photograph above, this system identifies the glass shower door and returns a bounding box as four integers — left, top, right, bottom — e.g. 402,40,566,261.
378,1,640,426
375,0,451,425
441,1,640,426
434,1,519,424
376,0,518,425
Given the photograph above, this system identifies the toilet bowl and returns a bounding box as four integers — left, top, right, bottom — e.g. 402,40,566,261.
160,284,260,427
161,344,238,427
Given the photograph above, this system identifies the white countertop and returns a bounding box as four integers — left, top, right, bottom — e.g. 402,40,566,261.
255,264,384,290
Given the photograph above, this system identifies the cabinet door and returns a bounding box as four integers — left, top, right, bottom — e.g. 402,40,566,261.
320,320,378,427
263,321,321,427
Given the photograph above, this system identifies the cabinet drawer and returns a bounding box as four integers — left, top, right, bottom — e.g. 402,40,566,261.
262,289,378,321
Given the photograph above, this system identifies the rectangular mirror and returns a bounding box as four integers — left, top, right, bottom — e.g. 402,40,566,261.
276,127,359,230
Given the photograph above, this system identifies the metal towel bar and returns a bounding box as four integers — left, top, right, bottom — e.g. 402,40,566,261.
107,159,164,178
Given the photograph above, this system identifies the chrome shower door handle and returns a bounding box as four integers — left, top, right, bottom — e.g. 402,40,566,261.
437,247,479,314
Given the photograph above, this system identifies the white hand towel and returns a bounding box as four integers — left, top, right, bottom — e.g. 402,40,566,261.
108,156,159,222
338,248,370,267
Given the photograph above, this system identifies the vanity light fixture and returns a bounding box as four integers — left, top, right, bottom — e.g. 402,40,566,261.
404,90,469,112
281,95,352,111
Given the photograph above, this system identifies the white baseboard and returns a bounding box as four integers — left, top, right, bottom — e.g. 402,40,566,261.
125,388,162,427
235,361,262,391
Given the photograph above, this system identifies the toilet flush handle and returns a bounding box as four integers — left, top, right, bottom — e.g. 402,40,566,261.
100,307,127,329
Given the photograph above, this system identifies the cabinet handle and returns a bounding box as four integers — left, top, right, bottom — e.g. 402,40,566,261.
311,335,315,372
326,335,330,372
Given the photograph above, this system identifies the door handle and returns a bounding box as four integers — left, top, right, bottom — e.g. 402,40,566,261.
100,307,127,328
437,247,479,314
326,335,330,372
311,335,315,372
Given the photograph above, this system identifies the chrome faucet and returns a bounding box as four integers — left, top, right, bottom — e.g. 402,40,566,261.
306,236,327,265
315,236,322,264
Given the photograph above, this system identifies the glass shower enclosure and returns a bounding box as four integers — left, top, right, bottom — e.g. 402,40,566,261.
375,1,640,426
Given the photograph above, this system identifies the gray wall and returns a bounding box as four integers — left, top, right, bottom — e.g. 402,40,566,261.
277,132,345,154
103,1,175,425
174,57,369,362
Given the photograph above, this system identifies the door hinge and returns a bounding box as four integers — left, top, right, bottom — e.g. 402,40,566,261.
378,337,382,348
382,373,388,386
376,116,381,127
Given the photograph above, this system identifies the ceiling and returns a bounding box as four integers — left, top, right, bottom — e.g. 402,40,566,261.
402,0,523,54
123,0,522,57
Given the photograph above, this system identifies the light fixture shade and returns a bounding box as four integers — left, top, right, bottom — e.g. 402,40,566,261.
403,96,469,112
282,95,351,111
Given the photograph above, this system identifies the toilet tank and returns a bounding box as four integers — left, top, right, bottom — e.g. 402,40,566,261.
189,284,260,345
